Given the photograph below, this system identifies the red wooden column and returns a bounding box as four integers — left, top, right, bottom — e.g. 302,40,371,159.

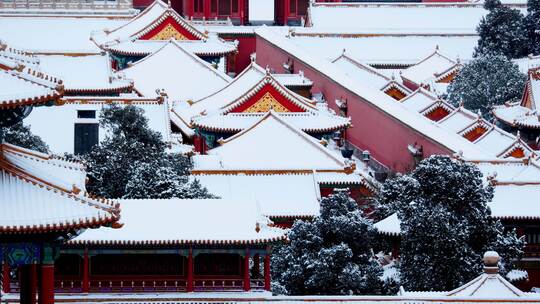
82,248,90,293
2,263,10,293
243,249,250,291
20,264,37,304
264,252,271,291
187,248,194,292
252,254,260,278
39,264,54,304
203,0,211,19
284,0,290,25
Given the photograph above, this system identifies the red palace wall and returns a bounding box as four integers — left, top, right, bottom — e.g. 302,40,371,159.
220,34,256,75
255,35,452,172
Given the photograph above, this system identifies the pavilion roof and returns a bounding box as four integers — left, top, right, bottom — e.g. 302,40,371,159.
0,65,63,110
70,198,287,245
0,143,119,234
121,40,230,100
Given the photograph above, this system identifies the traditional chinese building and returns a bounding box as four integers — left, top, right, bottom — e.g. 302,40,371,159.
493,67,540,150
192,111,377,227
52,198,285,293
0,55,120,304
91,0,237,71
173,63,349,152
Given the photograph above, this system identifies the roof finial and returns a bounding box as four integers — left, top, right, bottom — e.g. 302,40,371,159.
517,130,521,140
250,53,256,63
342,48,346,56
265,65,271,75
167,0,171,8
483,251,500,275
435,44,439,51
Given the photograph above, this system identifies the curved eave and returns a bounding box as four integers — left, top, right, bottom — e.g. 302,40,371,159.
492,109,540,129
193,121,351,134
0,216,119,235
107,45,236,58
64,83,134,95
0,90,62,110
68,235,287,246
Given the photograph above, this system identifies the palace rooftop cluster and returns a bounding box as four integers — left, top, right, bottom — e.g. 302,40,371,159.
1,0,540,301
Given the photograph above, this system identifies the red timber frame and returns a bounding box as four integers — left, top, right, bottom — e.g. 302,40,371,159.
183,0,248,24
49,246,272,293
229,83,307,113
139,16,201,40
275,0,309,25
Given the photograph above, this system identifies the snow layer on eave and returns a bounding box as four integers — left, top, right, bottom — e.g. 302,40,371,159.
286,35,477,65
0,69,56,104
490,185,540,219
24,102,171,154
308,5,493,33
2,143,86,192
106,36,236,56
122,40,230,100
0,17,126,53
493,104,540,128
0,167,113,229
38,54,129,91
194,174,320,217
193,112,350,133
201,113,347,171
475,160,540,183
256,27,487,159
448,273,525,298
72,198,286,243
374,213,400,236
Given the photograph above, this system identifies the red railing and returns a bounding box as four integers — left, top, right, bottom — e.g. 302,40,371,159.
53,278,264,293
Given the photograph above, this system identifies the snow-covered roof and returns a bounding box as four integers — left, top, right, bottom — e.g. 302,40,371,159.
0,16,126,53
256,27,488,159
121,40,231,100
71,198,287,245
24,97,172,154
489,184,540,220
307,3,502,34
493,102,540,129
193,111,350,172
0,40,39,68
374,213,400,236
194,174,321,218
331,52,391,89
400,47,460,86
272,72,313,88
493,68,540,129
93,0,206,45
0,65,63,109
0,143,119,233
38,54,132,94
188,63,349,134
104,37,237,57
285,33,477,66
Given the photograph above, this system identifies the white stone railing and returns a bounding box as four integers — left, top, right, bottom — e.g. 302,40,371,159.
0,0,133,11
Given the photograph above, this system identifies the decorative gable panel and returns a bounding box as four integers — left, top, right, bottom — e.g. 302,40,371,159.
229,84,307,113
140,16,200,41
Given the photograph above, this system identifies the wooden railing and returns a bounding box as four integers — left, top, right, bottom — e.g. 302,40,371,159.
0,0,133,11
52,278,265,293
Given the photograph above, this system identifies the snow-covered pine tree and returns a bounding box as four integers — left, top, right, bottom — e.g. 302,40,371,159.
272,190,386,295
2,122,49,153
84,105,215,199
376,155,524,291
475,0,529,58
526,0,540,55
446,55,526,119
